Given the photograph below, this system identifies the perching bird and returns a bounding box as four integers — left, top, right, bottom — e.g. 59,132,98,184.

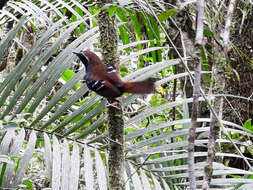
73,50,155,102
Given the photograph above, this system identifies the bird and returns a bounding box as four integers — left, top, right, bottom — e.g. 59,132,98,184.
73,50,155,102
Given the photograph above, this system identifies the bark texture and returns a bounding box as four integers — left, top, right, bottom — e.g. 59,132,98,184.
203,0,237,187
188,1,204,189
97,1,125,189
188,59,201,190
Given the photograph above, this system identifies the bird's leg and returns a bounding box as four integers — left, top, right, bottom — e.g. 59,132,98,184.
106,98,121,110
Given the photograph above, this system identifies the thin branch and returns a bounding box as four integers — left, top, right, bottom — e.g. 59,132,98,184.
222,0,237,47
195,0,205,45
223,95,244,126
188,1,205,189
188,60,201,190
123,155,151,186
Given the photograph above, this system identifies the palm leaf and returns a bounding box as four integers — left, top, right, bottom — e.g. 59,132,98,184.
0,0,252,189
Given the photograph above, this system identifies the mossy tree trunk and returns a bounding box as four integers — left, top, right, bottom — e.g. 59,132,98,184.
97,1,125,189
203,0,237,188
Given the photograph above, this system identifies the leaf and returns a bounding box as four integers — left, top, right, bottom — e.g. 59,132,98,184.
151,173,163,190
3,128,25,187
2,21,80,119
149,16,162,62
83,145,94,190
0,16,26,60
62,99,106,136
74,6,85,33
125,98,202,127
119,40,150,51
61,140,70,190
14,24,97,119
0,16,27,92
127,9,144,63
30,70,85,127
69,142,80,190
203,29,214,37
0,155,12,164
247,147,253,156
14,131,37,185
0,19,65,117
0,130,16,155
128,162,143,190
61,70,83,90
244,120,252,131
44,133,52,179
161,178,171,190
76,116,106,139
40,85,89,130
109,6,118,17
140,169,151,190
95,150,107,190
61,69,75,82
232,68,240,82
158,9,177,22
52,135,61,190
22,179,33,190
123,169,130,190
0,163,7,187
201,47,211,83
117,8,130,50
139,13,157,63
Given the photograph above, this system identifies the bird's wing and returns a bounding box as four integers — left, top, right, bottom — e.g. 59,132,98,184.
100,80,122,97
86,79,105,93
105,65,124,88
86,78,122,98
91,64,124,88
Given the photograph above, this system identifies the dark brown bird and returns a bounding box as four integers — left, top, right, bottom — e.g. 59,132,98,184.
73,50,155,101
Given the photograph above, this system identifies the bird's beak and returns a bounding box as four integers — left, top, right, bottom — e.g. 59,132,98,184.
72,52,82,57
73,51,89,64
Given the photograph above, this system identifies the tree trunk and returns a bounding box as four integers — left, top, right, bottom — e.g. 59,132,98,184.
97,1,125,189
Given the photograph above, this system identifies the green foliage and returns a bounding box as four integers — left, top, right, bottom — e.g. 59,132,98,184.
22,179,33,190
0,0,252,189
158,9,177,22
201,47,211,83
108,6,118,17
150,94,167,107
203,29,214,37
139,12,157,63
61,69,82,90
0,163,7,187
117,8,131,51
127,9,144,64
244,120,252,131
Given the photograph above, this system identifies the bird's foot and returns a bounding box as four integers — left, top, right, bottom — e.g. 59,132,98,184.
106,100,121,110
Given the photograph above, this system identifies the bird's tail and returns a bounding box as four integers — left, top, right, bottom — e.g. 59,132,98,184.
123,78,156,94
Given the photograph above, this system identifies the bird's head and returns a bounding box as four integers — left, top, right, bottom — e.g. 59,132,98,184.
73,50,102,66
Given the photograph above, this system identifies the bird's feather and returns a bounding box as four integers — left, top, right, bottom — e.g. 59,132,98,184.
74,50,155,99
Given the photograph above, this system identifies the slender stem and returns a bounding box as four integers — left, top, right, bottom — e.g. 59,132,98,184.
188,1,205,189
222,0,237,47
188,59,202,190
